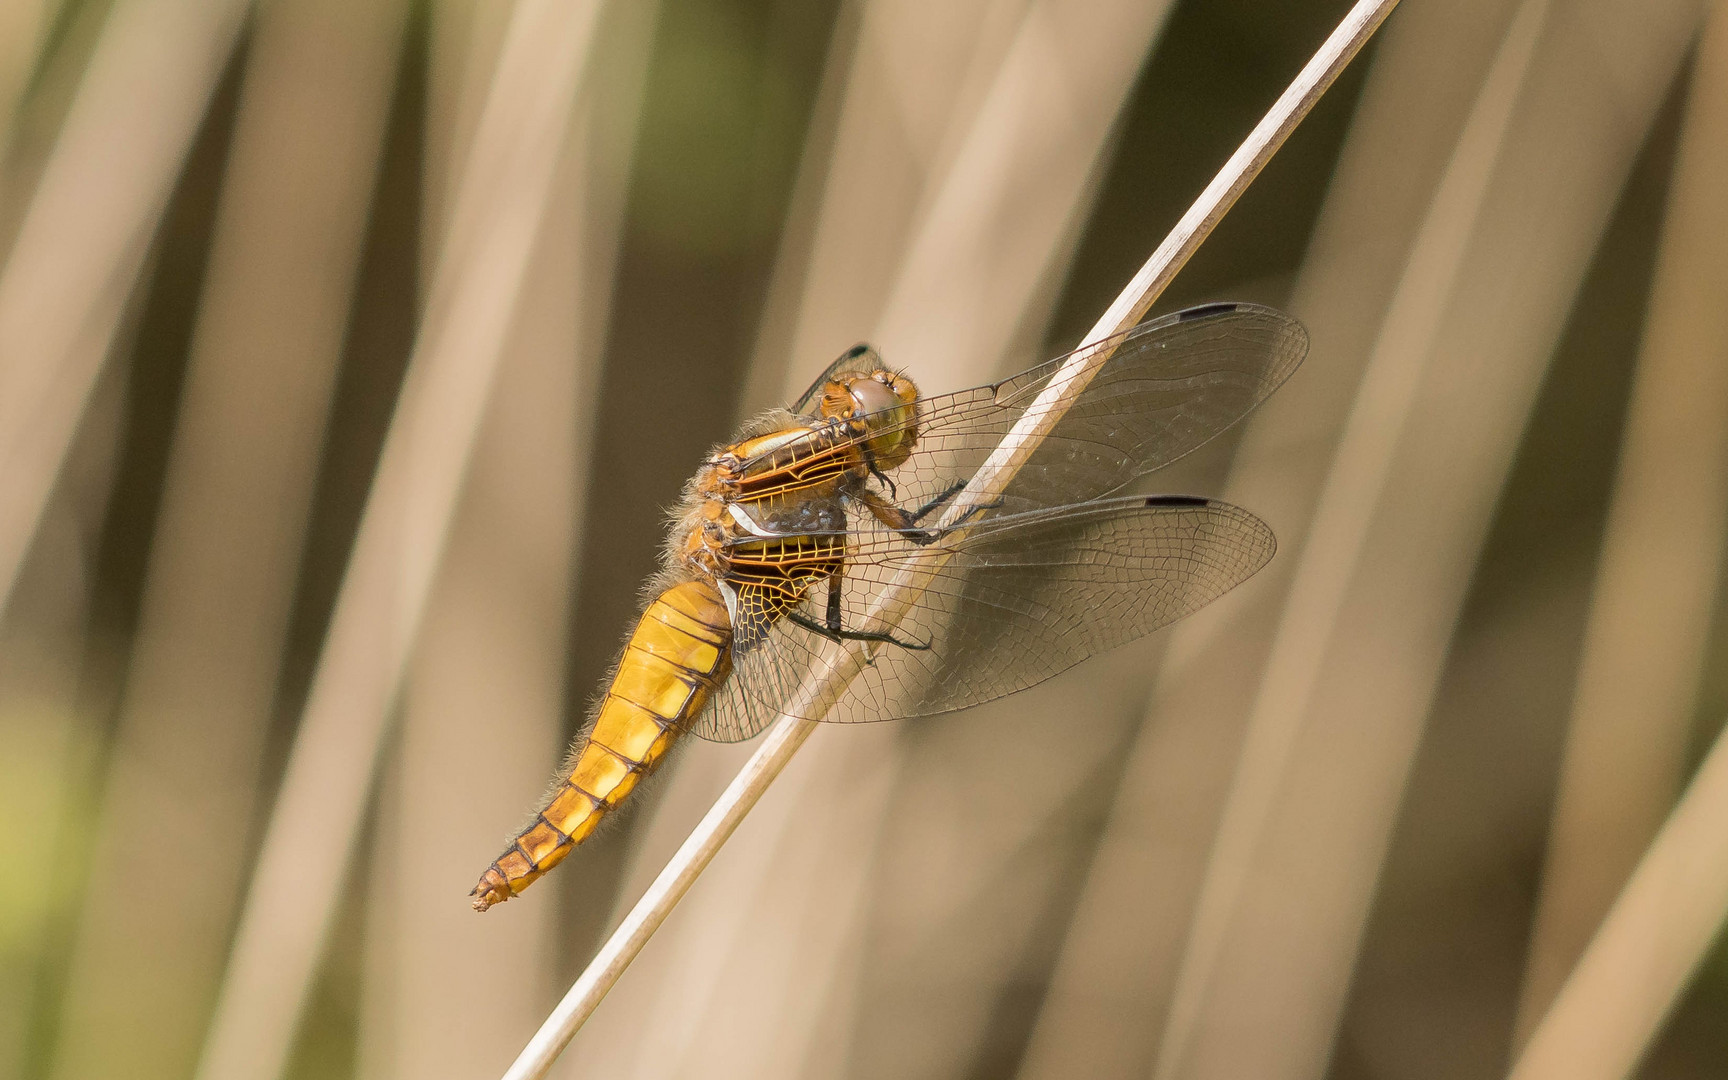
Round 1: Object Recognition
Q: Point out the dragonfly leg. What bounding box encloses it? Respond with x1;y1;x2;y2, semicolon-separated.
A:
866;459;898;499
858;481;1001;546
826;568;843;628
787;609;931;651
907;479;969;524
855;441;901;499
790;570;930;650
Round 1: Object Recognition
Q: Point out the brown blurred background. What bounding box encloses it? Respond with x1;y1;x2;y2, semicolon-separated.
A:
2;0;1727;1078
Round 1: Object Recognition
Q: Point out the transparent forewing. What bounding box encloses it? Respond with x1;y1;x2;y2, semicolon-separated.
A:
753;303;1307;517
789;342;887;415
692;495;1275;741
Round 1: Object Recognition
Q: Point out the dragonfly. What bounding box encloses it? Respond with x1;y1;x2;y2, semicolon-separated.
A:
472;301;1307;910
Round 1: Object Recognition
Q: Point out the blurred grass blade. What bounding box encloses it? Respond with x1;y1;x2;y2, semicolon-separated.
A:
1509;713;1728;1079
1514;0;1728;1045
0;1;109;268
563;1;1184;1074
193;4;606;1079
795;0;1197;1072
0;0;248;623
0;0;55;166
506;4;1396;1076
740;0;1036;416
1016;0;1531;1071
360;7;513;1072
566;2;1048;1073
422;0;509;248
1153;1;1552;1070
0;352;126;1080
357;2;657;1077
871;0;1186;381
44;3;409;1079
1148;2;1701;1078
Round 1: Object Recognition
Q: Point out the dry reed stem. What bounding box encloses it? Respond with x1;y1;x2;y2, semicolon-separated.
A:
0;0;53;164
574;4;1184;1072
800;1;1189;1069
566;6;1043;1071
367;142;580;1080
1148;1;1700;1076
356;8;517;1070
0;335;125;1080
871;0;1185;383
500;3;1398;1075
45;3;408;1078
739;0;1034;416
1514;0;1728;1043
193;5;605;1079
359;2;657;1076
1151;3;1550;1073
358;4;562;1076
0;1;107;270
1016;0;1534;1071
1509;713;1728;1079
561;6;1008;1070
0;0;248;623
423;0;511;248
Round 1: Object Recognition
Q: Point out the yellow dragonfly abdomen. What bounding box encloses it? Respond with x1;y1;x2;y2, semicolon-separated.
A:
471;580;732;910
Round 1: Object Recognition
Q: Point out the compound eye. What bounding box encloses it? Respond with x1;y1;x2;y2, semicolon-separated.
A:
847;375;898;417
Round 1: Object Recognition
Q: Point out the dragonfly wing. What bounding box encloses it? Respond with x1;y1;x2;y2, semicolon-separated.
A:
696;619;823;742
788;342;887;416
689;494;1274;739
749;303;1306;517
912;303;1305;513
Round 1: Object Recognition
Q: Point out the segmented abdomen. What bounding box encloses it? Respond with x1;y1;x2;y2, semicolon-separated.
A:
471;580;732;910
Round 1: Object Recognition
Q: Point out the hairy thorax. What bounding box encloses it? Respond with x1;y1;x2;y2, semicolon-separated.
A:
672;420;855;582
665;365;918;602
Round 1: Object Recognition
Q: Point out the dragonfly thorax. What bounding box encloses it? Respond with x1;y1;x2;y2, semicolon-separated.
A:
678;367;922;585
693;371;920;511
677;497;731;580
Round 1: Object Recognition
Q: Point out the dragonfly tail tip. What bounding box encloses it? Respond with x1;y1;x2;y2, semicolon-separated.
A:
471;872;511;912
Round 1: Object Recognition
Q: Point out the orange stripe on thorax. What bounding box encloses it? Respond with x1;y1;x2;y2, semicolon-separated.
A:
727;426;860;500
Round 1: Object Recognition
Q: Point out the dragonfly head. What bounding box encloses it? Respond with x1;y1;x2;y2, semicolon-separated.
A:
821;371;919;471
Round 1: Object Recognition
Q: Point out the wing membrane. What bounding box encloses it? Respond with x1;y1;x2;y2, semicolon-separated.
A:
693;495;1274;741
756;303;1307;517
789;342;887;415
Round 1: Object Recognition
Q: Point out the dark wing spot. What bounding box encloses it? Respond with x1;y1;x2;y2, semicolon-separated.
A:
1177;302;1239;321
1144;495;1210;507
